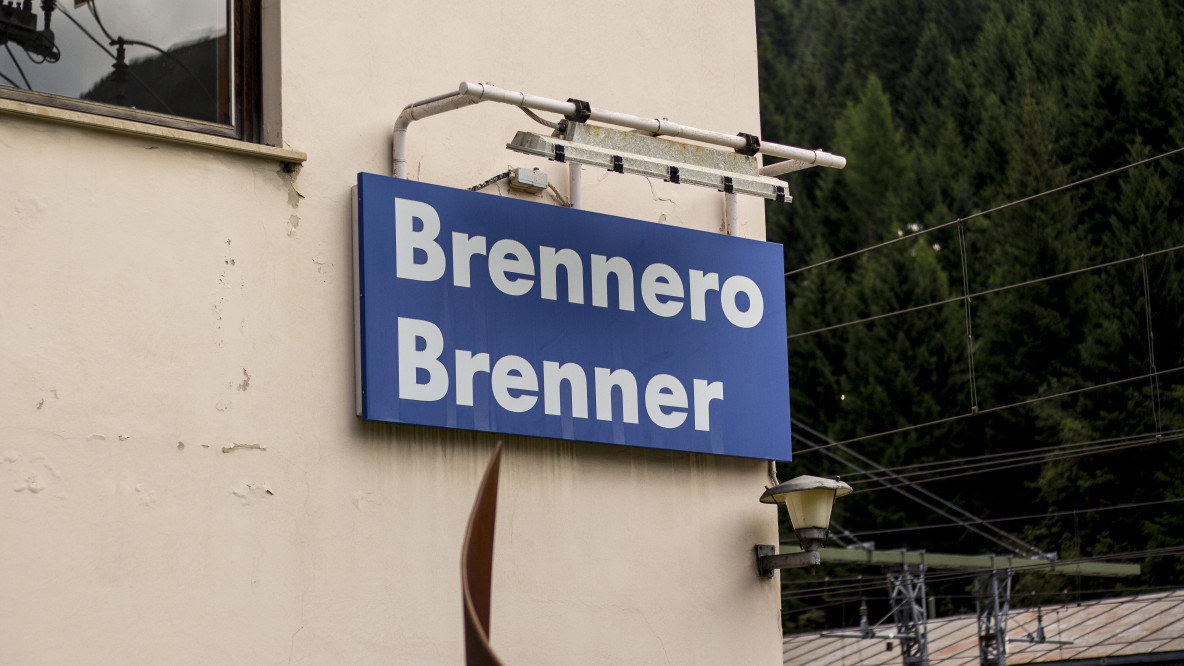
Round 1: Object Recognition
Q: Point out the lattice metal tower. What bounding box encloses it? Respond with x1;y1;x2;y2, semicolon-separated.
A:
888;564;930;666
975;569;1013;666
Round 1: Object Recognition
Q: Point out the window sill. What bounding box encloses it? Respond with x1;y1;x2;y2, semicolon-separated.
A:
0;96;306;166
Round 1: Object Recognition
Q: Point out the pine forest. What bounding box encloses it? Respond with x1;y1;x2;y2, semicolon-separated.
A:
757;0;1184;631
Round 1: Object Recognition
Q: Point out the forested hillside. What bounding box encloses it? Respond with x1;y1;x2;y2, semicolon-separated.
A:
757;0;1184;630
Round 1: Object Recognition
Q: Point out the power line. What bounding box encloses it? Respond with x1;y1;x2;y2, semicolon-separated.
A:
934;583;1184;602
0;69;23;89
794;422;1040;556
851;432;1184;494
4;42;32;89
795;419;1039;555
836;429;1183;481
850;434;1169;487
52;1;174;114
789;242;1184;339
845;497;1184;538
842;430;1182;488
791;365;1184;455
87;0;217;107
784;145;1184;277
779;594;866;609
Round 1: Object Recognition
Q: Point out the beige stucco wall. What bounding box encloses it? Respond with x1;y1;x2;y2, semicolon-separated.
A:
0;1;783;663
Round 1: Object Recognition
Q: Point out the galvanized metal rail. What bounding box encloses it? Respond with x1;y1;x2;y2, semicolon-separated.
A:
778;545;1142;577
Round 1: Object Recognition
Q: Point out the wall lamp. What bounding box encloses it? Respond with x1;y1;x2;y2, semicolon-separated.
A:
755;475;852;578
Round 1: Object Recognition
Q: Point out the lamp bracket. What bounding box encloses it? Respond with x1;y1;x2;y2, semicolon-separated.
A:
755;545;821;578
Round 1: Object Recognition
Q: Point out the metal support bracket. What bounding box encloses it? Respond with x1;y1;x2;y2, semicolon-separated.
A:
611;155;624;173
667;166;680;184
756;545;821;578
565;98;592;123
736;132;761;156
553;144;566;163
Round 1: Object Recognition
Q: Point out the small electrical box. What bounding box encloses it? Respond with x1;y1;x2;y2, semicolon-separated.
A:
508;167;549;194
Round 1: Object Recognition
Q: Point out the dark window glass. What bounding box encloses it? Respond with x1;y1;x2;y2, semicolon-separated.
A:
0;0;259;140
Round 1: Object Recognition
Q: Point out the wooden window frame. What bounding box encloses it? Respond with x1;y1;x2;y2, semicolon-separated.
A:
0;0;262;143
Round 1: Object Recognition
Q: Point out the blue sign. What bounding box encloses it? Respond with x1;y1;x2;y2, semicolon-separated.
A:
353;173;792;460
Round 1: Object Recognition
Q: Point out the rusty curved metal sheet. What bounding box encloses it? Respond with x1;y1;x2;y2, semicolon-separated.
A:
461;441;506;666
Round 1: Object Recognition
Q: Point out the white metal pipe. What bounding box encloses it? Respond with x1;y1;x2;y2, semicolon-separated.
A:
457;81;845;170
759;151;847;175
725;192;739;236
459;81;575;117
392;81;845;181
393;91;482;178
568;162;582;210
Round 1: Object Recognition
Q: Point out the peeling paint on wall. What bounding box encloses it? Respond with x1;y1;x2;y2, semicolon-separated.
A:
237;368;252;392
135;484;158;506
7;453;58;495
221;442;266;453
14;474;46;493
350;491;381;509
276;166;304;209
230;481;274;504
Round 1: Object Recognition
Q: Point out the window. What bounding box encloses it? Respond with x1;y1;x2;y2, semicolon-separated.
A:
0;0;261;142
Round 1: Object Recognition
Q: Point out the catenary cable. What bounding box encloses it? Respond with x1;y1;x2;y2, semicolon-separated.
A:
834;429;1184;481
784;145;1184;277
52;1;174;114
850;432;1184;493
791;365;1184;455
788;242;1184;339
841;430;1181;487
798;426;1039;555
1141;257;1163;436
5;43;32;89
0;69;24;89
88;0;216;107
845;496;1184;538
795;420;1045;556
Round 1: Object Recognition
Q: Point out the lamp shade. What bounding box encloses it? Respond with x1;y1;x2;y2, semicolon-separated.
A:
759;475;852;532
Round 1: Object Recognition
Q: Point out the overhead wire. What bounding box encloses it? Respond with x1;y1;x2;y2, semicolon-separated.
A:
845;496;1184;538
784;145;1184;277
791;365;1184;455
0;69;24;89
848;435;1173;489
87;0;217;107
850;431;1184;494
840;429;1184;488
5;43;32;89
1141;257;1163;436
788;242;1184;339
835;429;1184;481
795;420;1043;556
809;438;1038;555
935;582;1184;601
52;1;175;114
